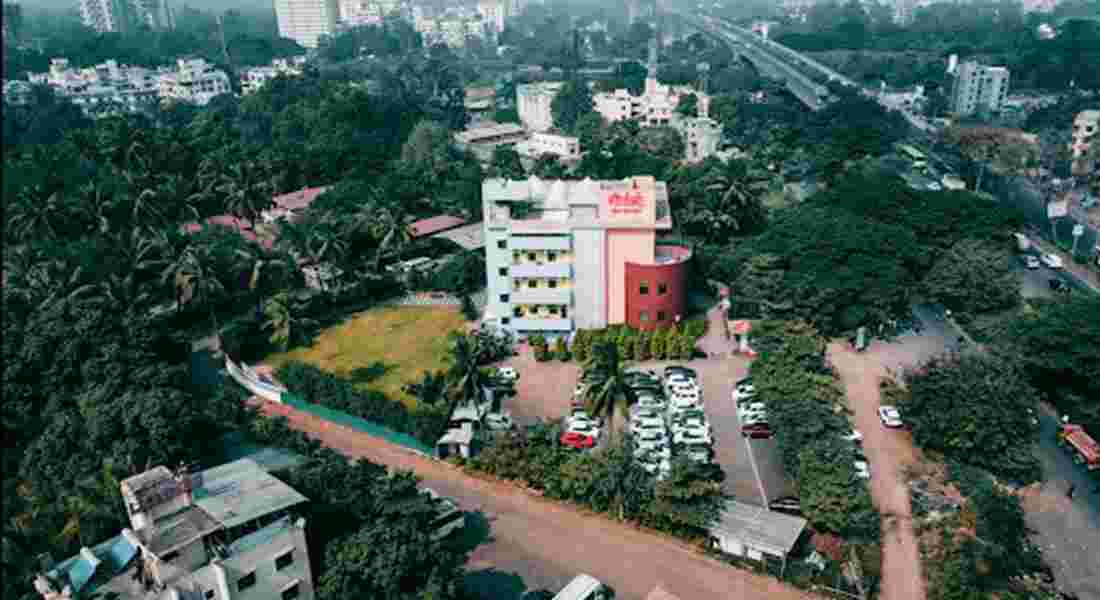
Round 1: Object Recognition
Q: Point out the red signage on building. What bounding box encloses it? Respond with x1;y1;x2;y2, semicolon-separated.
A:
606;191;645;215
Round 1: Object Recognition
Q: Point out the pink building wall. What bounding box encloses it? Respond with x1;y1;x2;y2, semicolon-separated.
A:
605;229;655;324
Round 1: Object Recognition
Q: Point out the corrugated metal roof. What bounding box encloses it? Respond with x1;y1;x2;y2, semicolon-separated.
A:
433;222;485;250
709;500;807;557
192;458;308;529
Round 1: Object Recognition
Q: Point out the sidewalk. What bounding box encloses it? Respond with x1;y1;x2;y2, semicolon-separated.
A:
1026;235;1100;293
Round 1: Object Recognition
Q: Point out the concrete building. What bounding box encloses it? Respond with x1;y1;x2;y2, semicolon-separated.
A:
34;459;314;600
673;117;721;163
476;0;509;35
454;121;528;161
129;0;173;30
516;81;564;133
3;0;24;44
1071;110;1100;175
950;61;1010;117
482;176;691;336
274;0;339;49
78;0;123;32
158;59;232;106
337;0;400;26
515;132;581;161
241;57;307;95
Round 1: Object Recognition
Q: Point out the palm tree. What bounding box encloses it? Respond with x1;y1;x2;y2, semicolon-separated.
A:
218;160;275;229
445;333;486;415
263;292;293;350
582;341;636;439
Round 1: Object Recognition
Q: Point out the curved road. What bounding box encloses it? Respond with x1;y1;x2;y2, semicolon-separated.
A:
254;399;816;600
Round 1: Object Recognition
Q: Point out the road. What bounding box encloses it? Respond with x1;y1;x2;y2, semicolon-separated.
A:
254;399;815;600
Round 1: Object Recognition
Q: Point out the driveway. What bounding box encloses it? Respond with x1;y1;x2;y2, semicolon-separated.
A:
254;399;815;600
828;343;925;600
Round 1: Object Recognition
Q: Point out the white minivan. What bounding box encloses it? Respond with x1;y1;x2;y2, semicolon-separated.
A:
553;574;611;600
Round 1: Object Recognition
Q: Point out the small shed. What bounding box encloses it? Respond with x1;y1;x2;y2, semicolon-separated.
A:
436;423;476;459
709;500;808;574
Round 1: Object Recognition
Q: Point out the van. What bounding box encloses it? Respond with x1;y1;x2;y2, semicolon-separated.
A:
553;574;611;600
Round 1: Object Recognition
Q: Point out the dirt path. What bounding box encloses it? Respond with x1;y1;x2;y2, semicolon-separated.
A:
827;343;925;600
253;399;816;600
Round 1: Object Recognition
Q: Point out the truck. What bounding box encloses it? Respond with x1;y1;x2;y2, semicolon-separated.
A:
1058;423;1100;471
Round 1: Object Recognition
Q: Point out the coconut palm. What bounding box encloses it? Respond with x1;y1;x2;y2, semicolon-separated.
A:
445;333;486;414
582;341;637;439
218;160;275;229
263;292;293;350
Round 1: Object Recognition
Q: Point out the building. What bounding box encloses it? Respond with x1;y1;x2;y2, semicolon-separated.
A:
673;117;721;163
414;7;485;48
33;459;314;600
476;0;509;35
78;0;123;32
516;81;564;133
1071;110;1100;175
482;176;691;336
708;500;808;571
453;121;528;161
76;0;172;33
241;57;307;95
3;0;24;44
274;0;339;49
950;61;1010;117
158;58;232;106
263;185;332;223
337;0;400;26
129;0;173;30
2;79;34;105
515;132;581;161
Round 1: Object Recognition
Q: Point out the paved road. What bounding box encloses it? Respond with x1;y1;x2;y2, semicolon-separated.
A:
1022;406;1100;600
254;399;815;600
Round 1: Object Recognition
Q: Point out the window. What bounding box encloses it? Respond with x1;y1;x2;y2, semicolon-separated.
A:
639;281;649;295
548;306;559;315
639;311;649;322
204;590;215;600
500;294;509;303
237;572;256;591
657;282;668;295
657;311;667;321
275;550;294;571
497;240;507;249
548;279;558;288
501;317;510;325
281;583;300;600
527;252;537;261
513;306;523;317
498;267;508;276
547;251;557;262
528;280;538;288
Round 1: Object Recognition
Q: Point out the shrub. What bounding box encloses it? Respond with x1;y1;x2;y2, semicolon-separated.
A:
460;294;478;320
554;337;571;361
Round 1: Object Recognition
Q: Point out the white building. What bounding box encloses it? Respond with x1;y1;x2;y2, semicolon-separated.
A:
78;0;121;32
517;81;564;132
337;0;400;26
516;132;581;161
129;0;173;30
27;57;215;115
673;117;721;163
1071;110;1099;175
415;10;484;48
158;58;232;106
33;459;315;600
476;0;509;35
593;40;711;128
241;57;307;95
275;0;339;49
950;61;1010;117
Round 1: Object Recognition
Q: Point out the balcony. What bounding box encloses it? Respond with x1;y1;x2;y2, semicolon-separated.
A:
509;317;573;331
510;262;572;278
510;287;572;305
509;236;572;251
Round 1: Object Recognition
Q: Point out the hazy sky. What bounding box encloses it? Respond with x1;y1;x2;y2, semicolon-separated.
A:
22;0;274;13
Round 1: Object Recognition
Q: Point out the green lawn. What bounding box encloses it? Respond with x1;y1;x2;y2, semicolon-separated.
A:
266;306;467;409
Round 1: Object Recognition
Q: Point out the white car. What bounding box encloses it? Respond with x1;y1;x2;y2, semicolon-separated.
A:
854;461;871;479
635;428;669;445
497;366;518;381
1023;255;1040;269
637;395;667;411
568;420;600;438
485;412;514;431
673;428;713;446
684;443;711;463
1041;253;1064;269
842;429;864;443
631;417;666;436
671;415;709;432
878;406;904;428
636;440;672;460
631;408;663;422
670;395;701;411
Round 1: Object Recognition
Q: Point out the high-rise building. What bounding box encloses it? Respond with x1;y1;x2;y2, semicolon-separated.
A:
76;0;172;33
78;0;123;32
275;0;339;49
516;81;565;132
128;0;173;30
482;176;691;336
1070;110;1099;175
950;61;1010;117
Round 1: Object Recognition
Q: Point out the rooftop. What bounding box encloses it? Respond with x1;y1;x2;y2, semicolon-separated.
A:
45;533;140;596
271;185;331;212
191;458;308;529
141;505;222;556
454;122;526;145
709;500;808;557
433;222;485;250
408;214;468;238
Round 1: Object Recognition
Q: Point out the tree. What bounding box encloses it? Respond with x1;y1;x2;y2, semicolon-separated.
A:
530;153;568;179
460;294;478;321
921;239;1020;315
490;146;526;179
677;93;699;118
551;79;594;134
900;353;1041;482
582;342;636;438
946;126;1040;192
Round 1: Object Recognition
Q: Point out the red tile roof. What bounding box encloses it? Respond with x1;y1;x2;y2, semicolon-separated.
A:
181;215;273;251
407;215;467;238
271;186;331;212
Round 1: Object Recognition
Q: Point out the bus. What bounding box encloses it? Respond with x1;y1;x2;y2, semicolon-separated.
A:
423;487;466;540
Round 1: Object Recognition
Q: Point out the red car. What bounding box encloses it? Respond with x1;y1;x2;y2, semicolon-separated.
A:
560;431;596;449
742;423;774;439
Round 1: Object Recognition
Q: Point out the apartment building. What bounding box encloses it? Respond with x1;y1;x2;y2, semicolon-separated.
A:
274;0;339;49
950;61;1010;117
34;459;314;600
516;132;582;161
673;117;721;163
158;58;232;106
517;81;565;133
77;0;172;32
241;57;308;95
1071;110;1099;175
477;0;509;35
78;0;123;32
483;176;691;336
337;0;400;26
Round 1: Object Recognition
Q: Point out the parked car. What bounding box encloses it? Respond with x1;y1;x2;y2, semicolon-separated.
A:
636;395;667;412
768;496;802;516
673;428;713;446
854;460;871;479
664;365;698;379
742;423;774;438
559;432;595;450
671;415;710;434
1041;253;1064;269
497;366;519;381
741;412;769;426
485;412;514;431
669;394;701;411
567;417;600;438
635;452;672;478
631;417;666;437
636;439;672;460
635;428;669;447
1023;255;1040;269
878;406;904;428
684;442;711;463
842;429;864;443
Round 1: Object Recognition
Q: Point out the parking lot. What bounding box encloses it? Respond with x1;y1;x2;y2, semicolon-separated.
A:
500;350;789;506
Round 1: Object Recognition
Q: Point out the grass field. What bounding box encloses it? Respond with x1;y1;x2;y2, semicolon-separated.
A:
266;306;467;409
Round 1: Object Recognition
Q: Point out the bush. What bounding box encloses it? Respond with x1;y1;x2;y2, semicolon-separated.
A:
554;337;571;361
460;294;478;320
529;334;551;361
275;361;446;445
